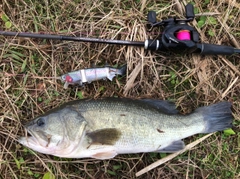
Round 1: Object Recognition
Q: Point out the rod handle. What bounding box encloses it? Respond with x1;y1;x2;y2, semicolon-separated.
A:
196;43;237;55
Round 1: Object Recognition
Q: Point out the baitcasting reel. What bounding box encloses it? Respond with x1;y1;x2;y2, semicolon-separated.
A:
144;3;240;55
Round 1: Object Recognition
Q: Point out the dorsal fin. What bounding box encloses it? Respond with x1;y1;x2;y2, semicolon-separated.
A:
141;99;178;114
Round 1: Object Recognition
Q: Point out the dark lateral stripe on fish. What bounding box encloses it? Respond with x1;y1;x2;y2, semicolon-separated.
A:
86;128;122;146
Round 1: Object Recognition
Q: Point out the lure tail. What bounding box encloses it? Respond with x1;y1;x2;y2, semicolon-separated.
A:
116;64;127;76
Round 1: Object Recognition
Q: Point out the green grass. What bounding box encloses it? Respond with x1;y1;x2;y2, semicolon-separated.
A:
0;0;240;178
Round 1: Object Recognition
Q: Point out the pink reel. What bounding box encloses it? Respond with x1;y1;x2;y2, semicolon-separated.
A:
176;30;191;40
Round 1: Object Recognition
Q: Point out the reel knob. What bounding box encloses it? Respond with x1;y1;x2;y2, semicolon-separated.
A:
146;11;157;31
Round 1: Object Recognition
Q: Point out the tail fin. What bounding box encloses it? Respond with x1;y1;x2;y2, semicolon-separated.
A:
195;102;233;133
116;64;127;75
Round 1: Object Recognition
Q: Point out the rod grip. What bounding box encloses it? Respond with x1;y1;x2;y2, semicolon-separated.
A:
197;43;235;55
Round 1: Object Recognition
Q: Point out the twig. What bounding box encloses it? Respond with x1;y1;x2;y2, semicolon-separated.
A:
195;12;221;16
221;77;239;99
124;61;142;95
221;57;240;76
136;133;213;177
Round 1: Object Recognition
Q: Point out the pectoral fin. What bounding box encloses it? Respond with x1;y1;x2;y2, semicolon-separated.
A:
157;140;185;153
86;128;122;146
92;151;118;159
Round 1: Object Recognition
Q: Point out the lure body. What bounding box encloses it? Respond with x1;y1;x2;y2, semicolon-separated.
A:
60;65;126;88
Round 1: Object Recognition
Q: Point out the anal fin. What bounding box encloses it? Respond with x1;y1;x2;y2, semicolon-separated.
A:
157;140;185;153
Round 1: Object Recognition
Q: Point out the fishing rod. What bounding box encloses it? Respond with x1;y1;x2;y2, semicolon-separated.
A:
0;31;145;47
1;3;240;55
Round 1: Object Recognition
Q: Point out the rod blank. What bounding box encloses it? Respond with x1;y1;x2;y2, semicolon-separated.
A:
0;31;145;47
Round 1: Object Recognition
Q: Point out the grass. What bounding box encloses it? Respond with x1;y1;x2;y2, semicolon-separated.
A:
0;0;239;178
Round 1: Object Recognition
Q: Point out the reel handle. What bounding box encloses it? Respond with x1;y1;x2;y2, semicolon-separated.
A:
185;3;195;20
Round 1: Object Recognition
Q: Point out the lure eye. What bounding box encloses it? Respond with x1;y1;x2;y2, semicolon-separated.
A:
36;117;45;127
61;75;66;80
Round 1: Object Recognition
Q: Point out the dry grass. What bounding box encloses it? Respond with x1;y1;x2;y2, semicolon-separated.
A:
0;0;239;178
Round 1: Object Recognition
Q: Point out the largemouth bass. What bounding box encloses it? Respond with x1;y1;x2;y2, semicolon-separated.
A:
19;98;233;159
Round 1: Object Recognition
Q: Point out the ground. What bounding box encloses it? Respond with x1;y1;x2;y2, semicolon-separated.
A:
0;0;239;178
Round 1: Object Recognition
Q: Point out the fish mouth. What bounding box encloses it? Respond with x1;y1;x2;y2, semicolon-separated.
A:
18;129;57;155
18;129;42;147
18;130;33;143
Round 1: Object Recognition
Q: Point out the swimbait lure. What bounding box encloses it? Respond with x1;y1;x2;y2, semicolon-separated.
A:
59;65;127;88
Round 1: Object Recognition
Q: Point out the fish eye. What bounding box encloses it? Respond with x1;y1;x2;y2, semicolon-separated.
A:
36;117;45;127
